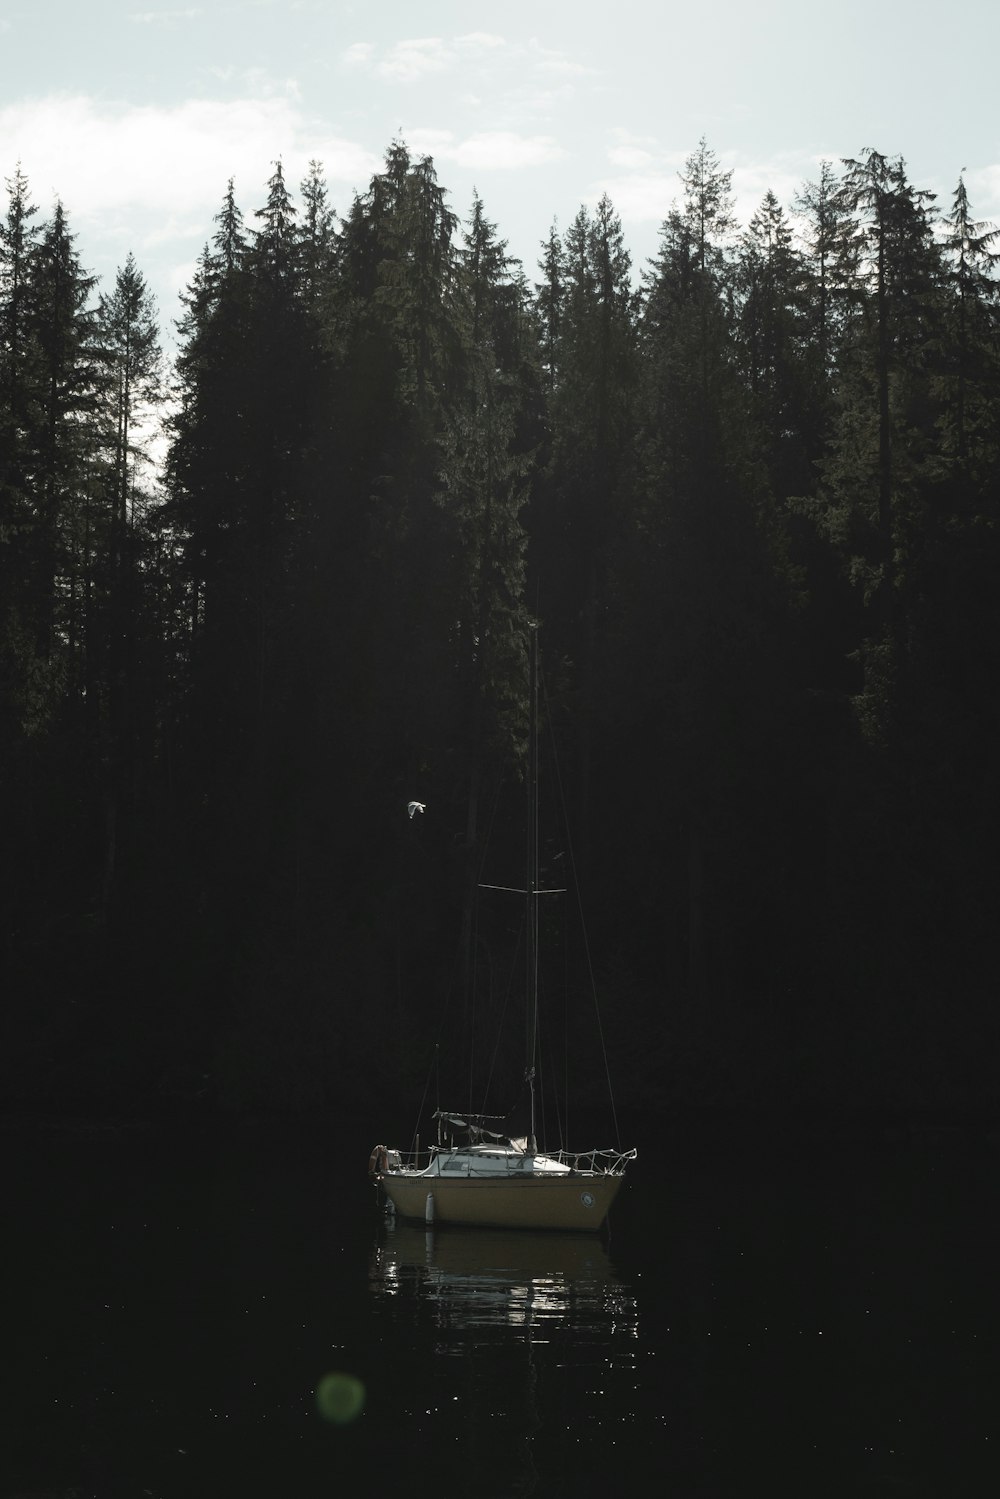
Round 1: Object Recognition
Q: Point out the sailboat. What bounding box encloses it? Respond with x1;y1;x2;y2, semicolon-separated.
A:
369;626;636;1232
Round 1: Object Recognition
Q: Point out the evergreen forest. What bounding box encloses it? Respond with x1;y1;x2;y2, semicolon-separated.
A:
2;140;999;1122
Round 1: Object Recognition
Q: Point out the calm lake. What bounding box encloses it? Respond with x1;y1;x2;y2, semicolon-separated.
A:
5;1117;997;1497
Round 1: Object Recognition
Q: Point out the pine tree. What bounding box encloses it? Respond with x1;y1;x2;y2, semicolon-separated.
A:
794;160;857;390
799;154;954;1015
446;192;533;763
0;164;39;450
627;149;801;1005
99;253;161;551
0;196;107;963
24;201;102;695
165;174;271;946
535;222;563;396
213;177;246;276
0;165;43;960
938;175;1000;477
431;194;537;1006
678;136;737;281
168;182;250;647
734;189;811;491
542;197;636;593
245;158;307;613
530;195;638;888
837;150;941;622
0;165;41;731
297;159;338;325
94;253;162;908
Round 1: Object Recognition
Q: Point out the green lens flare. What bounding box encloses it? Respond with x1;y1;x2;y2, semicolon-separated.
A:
316;1371;366;1425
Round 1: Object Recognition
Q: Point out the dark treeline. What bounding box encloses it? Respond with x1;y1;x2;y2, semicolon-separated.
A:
2;140;998;1118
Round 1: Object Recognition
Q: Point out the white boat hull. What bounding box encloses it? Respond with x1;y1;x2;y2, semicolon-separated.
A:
381;1169;624;1232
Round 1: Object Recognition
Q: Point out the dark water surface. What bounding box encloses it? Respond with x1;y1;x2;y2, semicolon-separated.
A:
5;1118;998;1497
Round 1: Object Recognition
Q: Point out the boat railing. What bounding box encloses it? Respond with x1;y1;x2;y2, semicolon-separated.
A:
389;1147;430;1172
548;1147;638;1175
385;1145;636;1175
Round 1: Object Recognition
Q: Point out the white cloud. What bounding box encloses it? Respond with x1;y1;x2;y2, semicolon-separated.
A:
588;171;678;226
0;91;383;346
456;32;506;53
308;134;381;184
0;93;378;227
607;145;656;171
450;131;565;171
341;41;373;69
609;127;656;152
344;32;592;95
504;81;582;120
525;38;597;77
407;129;566;173
201;63;302;99
731;156;811;223
376;38;455;83
135;212;212;253
128;8;201;21
404;128;456;160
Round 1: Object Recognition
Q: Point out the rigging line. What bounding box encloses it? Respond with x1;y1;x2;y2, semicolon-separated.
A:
480;883;566;894
470;770;506;1116
408;1041;436;1160
407;765;507;1139
476;771;506;888
469;884;477;1120
541;661;623;1149
480;916;523;1118
536;968;565;1152
555;900;569;1151
409;898;467;1158
536;990;547;1148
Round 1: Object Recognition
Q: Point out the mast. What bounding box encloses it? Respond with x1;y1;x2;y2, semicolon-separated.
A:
526;624;539;1155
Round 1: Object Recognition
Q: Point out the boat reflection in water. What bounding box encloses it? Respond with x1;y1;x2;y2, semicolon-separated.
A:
367;1221;639;1495
369;1220;637;1340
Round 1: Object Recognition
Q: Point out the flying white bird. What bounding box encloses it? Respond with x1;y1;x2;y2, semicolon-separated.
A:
407;801;426;819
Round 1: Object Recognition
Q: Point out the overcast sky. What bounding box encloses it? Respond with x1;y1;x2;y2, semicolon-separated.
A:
3;0;999;345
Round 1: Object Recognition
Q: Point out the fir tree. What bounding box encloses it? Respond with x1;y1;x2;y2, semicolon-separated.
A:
0;165;41;732
837;149;941;619
95;253;162;908
297;159;338;325
24;201;102;691
938;175;1000;476
532;195;638;882
735;188;809;486
99;253;161;548
534;221;563;396
629;152;797;1003
678;136;736;281
794;160;857;388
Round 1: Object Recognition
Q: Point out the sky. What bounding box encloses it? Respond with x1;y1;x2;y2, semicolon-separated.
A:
3;0;1000;350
